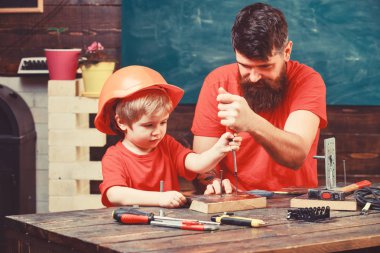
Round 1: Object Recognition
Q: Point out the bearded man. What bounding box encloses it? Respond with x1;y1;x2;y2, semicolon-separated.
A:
191;2;327;194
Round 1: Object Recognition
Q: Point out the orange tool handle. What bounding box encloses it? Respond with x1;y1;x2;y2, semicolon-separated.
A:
118;214;151;224
181;224;205;231
339;180;371;193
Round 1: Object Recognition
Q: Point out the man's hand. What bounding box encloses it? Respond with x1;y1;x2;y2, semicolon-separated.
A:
204;178;234;195
158;191;187;208
217;87;255;132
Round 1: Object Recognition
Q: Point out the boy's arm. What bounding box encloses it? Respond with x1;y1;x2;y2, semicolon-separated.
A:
106;186;187;208
185;132;241;173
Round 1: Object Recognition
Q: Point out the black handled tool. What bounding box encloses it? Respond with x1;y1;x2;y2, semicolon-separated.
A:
211;212;265;228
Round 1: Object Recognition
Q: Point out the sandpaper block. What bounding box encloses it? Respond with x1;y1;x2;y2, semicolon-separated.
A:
290;193;357;211
188;193;266;214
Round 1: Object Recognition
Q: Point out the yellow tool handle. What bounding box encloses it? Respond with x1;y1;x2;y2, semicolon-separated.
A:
214;215;265;228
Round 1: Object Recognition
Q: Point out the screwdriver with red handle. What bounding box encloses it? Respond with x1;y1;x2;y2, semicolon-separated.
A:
112;208;219;231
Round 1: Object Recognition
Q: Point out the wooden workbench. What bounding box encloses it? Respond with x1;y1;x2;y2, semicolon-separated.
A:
3;196;380;253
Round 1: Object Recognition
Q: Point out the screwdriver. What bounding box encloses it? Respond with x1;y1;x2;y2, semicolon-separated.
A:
228;134;239;195
211;212;265;228
232;149;238;195
113;208;220;231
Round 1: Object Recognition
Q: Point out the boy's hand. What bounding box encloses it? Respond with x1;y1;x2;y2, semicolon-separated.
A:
216;132;242;153
204;178;233;195
158;191;187;208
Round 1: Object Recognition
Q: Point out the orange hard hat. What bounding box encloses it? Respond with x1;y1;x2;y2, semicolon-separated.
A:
94;65;184;135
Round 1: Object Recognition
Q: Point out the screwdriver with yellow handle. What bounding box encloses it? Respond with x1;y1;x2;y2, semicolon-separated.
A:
211;212;265;228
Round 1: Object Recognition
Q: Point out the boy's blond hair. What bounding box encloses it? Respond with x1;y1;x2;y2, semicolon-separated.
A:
115;89;173;130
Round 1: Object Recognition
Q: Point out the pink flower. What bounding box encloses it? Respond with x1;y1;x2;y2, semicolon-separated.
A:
87;42;104;52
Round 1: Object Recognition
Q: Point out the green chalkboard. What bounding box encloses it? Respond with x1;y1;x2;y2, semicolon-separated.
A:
122;0;380;105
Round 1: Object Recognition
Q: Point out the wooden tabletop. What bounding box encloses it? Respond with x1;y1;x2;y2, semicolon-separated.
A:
3;195;380;253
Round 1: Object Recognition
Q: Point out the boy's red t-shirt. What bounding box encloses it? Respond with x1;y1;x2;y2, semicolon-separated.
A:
100;135;196;207
191;61;327;191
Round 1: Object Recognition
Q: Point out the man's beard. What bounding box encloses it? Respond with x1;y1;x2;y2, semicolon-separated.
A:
240;65;288;113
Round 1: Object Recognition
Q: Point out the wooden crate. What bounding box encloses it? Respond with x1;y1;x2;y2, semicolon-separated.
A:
48;80;106;212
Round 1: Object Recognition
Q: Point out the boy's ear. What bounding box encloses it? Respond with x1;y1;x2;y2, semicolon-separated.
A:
115;114;128;131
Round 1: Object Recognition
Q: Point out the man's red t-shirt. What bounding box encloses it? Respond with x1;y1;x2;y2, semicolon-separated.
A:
191;61;327;191
99;135;196;207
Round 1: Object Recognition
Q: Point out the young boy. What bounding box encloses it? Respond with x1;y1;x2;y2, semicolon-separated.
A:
94;65;241;208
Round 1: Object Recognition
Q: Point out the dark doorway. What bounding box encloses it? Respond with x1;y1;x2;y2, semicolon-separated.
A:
0;84;36;248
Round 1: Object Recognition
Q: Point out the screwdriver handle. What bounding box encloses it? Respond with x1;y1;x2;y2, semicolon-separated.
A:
112;208;154;222
115;214;152;224
211;215;265;228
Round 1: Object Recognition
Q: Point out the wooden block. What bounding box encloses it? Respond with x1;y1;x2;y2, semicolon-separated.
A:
49;129;106;146
48;96;99;113
48;80;78;97
49;195;102;212
49;161;102;180
290;194;357;211
189;194;266;214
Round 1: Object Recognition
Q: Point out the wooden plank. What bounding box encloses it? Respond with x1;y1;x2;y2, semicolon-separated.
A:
49;180;77;196
189;194;266;213
1;2;121;75
48;96;99;113
4;204;380;253
290;194;357;211
324;106;380;134
49;129;106;146
49;195;102;212
49;161;102;180
48;113;91;129
319;133;380;153
167;105;195;131
48;112;77;129
49;146;90;162
48;80;78;96
77;113;90;128
101;212;380;253
77;180;90;195
49;146;78;162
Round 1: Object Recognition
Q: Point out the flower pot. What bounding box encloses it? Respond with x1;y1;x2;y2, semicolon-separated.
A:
81;62;115;97
45;49;81;80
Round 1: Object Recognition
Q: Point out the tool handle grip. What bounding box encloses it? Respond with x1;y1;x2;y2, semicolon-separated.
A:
221;217;252;226
180;224;204;231
115;214;151;224
112;208;154;220
212;215;265;227
339;180;371;193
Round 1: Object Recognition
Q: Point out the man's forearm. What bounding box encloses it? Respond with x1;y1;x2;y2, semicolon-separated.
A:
247;114;308;169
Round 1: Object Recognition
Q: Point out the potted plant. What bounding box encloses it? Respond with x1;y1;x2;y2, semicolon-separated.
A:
79;42;116;97
45;27;81;80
